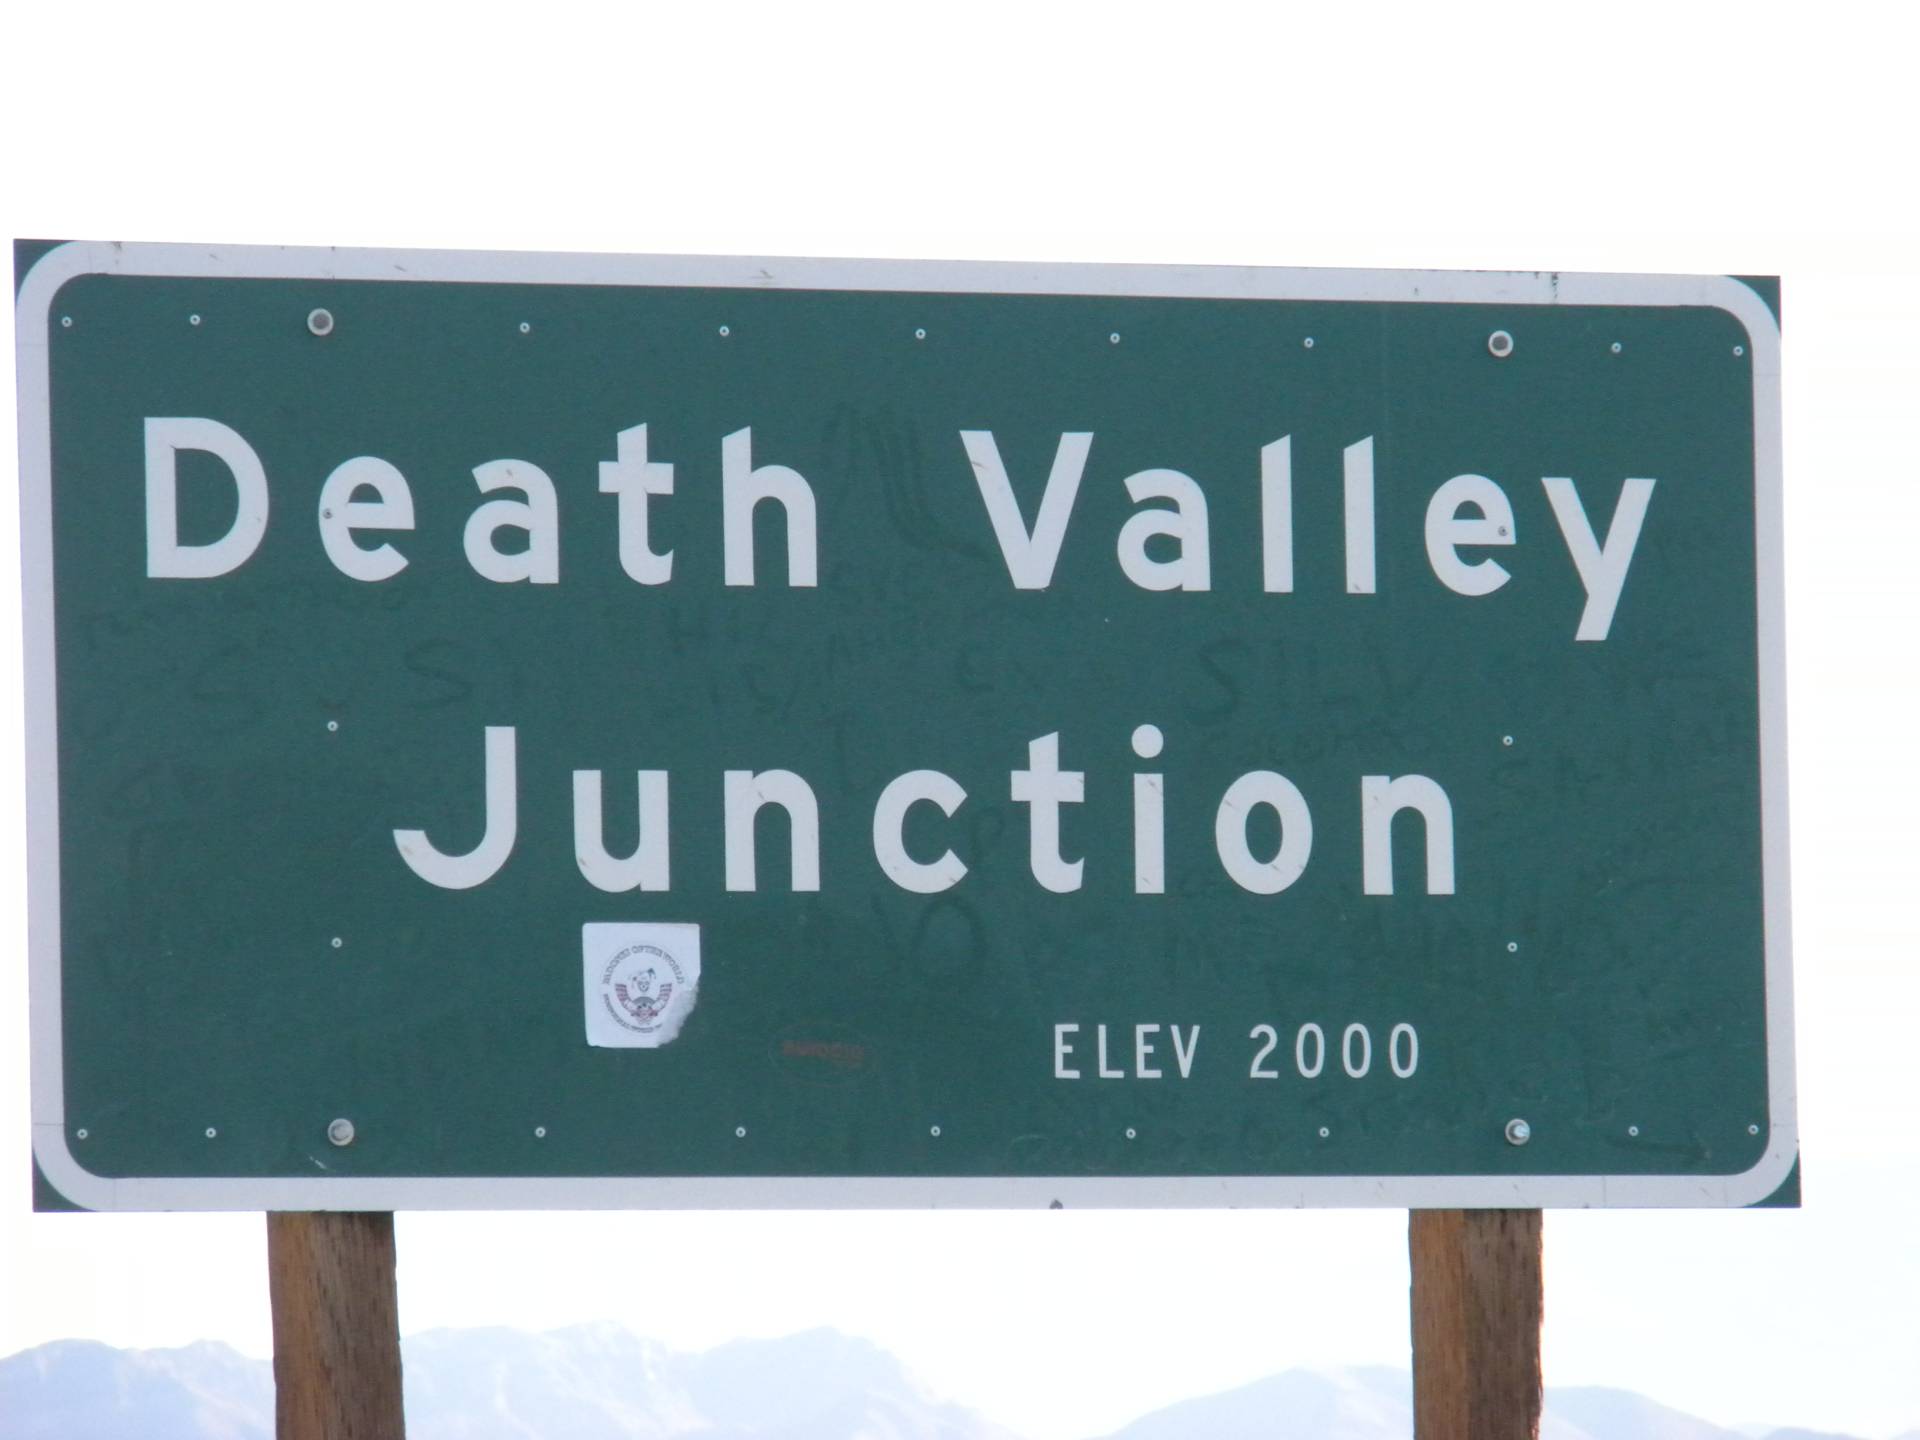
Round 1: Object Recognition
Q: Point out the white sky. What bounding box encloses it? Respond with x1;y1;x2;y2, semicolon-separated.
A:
3;5;1917;1438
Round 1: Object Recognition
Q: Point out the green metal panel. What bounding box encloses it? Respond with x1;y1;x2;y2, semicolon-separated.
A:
18;245;1792;1208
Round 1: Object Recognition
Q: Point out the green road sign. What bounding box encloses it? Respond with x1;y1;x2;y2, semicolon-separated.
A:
18;242;1793;1210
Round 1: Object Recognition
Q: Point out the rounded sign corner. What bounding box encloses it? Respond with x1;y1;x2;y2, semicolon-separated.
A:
1698;273;1782;360
1720;1125;1801;1209
14;238;113;333
31;1125;117;1212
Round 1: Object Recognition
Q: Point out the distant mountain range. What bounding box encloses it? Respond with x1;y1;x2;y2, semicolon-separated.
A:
0;1325;1909;1440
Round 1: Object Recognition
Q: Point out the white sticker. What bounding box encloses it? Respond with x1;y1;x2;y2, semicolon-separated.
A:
583;923;701;1048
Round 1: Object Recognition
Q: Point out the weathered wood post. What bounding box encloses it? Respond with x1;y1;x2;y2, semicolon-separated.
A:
1410;1208;1544;1439
267;1211;407;1440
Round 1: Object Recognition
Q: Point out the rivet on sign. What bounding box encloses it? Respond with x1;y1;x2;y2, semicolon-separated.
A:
1502;735;1514;747
1126;1127;1137;1140
1109;332;1121;345
326;720;339;733
1610;341;1623;354
327;1118;356;1147
734;1125;747;1138
75;1128;89;1139
1318;1126;1331;1139
1748;1123;1761;1135
1303;337;1315;349
1734;345;1745;357
1507;941;1519;953
1628;1125;1640;1137
1505;1117;1532;1146
930;1125;942;1137
718;325;731;337
190;314;202;327
915;328;927;340
1488;329;1515;359
205;1127;218;1139
534;1126;547;1139
330;937;343;950
307;308;335;337
518;322;531;334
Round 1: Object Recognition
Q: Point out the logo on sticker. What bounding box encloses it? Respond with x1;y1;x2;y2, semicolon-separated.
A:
601;943;689;1037
583;922;700;1049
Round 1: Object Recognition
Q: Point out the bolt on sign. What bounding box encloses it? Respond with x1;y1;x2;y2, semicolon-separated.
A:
17;241;1794;1211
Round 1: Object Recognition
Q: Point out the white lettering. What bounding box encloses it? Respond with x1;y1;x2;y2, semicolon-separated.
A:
318;456;413;582
1011;732;1085;893
1542;475;1656;640
394;726;518;889
144;417;270;579
1424;473;1515;596
961;430;1091;590
1054;1023;1080;1079
1361;774;1456;895
1344;436;1376;594
1215;771;1313;894
1117;468;1211;591
722;427;817;587
872;769;968;894
1261;436;1294;593
724;768;821;891
573;769;670;892
599;423;675;585
464;460;559;584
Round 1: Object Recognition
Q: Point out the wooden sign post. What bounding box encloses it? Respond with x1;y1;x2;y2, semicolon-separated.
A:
1410;1208;1544;1439
267;1212;407;1440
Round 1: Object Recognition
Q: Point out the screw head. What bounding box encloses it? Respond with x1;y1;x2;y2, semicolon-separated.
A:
1628;1125;1640;1137
1507;941;1519;953
330;936;343;949
1109;332;1121;345
60;315;73;328
1505;1117;1532;1146
307;308;335;337
1733;344;1745;357
1610;341;1623;354
534;1125;547;1138
1318;1125;1331;1139
1488;329;1515;358
1125;1127;1137;1140
205;1127;218;1139
1502;735;1514;747
518;321;531;334
75;1127;89;1139
718;325;731;337
734;1125;747;1138
1302;336;1315;349
190;314;202;327
914;327;926;340
930;1125;942;1137
1748;1122;1761;1136
326;1117;356;1147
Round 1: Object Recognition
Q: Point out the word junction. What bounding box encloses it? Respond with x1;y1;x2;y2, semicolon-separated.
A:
142;417;1658;898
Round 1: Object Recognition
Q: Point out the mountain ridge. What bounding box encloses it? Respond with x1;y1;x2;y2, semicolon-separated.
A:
0;1326;1902;1440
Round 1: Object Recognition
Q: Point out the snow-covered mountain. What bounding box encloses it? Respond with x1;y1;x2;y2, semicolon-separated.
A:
0;1338;273;1440
0;1326;1899;1440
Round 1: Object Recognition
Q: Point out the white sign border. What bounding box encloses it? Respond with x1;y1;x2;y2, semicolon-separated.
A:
17;240;1795;1211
